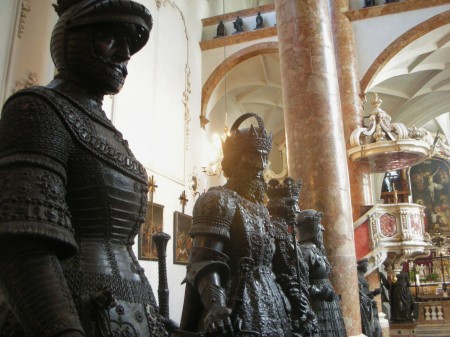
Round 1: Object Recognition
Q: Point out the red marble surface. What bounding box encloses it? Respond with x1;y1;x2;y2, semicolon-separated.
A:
380;213;397;237
355;220;372;259
330;0;373;220
274;0;361;335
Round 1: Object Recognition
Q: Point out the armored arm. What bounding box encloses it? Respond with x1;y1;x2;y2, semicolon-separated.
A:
182;190;234;335
0;93;84;337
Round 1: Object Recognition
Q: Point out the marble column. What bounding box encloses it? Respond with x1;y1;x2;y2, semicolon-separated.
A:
329;0;374;221
274;0;362;335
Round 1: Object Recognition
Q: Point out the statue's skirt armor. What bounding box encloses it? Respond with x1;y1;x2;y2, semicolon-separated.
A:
0;87;166;337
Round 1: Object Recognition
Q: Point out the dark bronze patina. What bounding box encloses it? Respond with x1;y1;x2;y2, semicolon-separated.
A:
180;113;292;336
297;210;348;337
390;271;415;322
0;1;169;336
267;177;319;336
357;258;382;337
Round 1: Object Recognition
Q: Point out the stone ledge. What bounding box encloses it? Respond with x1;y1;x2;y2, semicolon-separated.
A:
202;4;275;27
200;26;277;51
345;0;450;22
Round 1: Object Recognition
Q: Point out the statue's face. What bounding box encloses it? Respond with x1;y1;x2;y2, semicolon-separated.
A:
63;23;133;95
91;24;132;94
284;197;300;221
229;149;269;203
315;222;325;243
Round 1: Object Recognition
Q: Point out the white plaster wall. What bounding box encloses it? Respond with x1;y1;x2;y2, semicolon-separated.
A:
0;0;56;105
0;0;19;104
118;0;208;324
207;0;274;16
352;4;450;80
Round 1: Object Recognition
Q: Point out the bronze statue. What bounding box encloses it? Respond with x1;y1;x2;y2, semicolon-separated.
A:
390;271;414;322
0;1;169;336
364;0;376;7
268;178;319;336
254;12;264;30
357;259;382;337
180;113;292;336
233;16;244;34
215;20;225;38
297;210;347;337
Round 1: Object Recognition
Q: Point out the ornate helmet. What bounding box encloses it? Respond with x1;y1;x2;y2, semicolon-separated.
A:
296;209;323;242
222;113;273;158
50;0;152;72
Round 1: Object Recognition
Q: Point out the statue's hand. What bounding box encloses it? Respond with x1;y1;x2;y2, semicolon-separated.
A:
318;285;335;302
204;304;234;336
161;316;180;333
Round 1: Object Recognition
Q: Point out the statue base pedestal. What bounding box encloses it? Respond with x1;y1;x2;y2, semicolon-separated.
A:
389;321;417;337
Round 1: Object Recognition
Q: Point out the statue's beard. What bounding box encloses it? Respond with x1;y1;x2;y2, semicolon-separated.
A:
227;175;267;204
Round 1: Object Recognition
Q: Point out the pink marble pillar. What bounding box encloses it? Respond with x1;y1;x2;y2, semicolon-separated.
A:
274;0;362;335
329;0;373;221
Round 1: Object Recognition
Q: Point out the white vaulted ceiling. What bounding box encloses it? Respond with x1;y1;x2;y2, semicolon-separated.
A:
207;23;450;147
365;23;450;139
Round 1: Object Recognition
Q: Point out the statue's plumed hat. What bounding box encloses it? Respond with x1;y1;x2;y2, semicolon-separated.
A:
51;0;152;70
296;209;323;242
222;113;273;157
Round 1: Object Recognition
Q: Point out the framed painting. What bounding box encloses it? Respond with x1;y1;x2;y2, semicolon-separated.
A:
410;158;450;235
173;211;193;265
138;202;164;261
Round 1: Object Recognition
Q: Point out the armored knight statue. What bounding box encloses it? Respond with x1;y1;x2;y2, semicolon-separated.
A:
297;210;347;337
357;259;382;337
180;113;292;336
0;1;169;336
267;178;320;336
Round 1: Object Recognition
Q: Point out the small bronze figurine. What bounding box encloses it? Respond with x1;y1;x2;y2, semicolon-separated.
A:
357;259;382;337
0;1;169;336
297;210;348;337
233;16;244;34
254;12;264;30
215;20;225;38
268;178;320;336
180;113;292;336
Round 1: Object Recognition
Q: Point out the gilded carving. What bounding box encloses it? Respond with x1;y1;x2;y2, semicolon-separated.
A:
12;72;38;93
18;0;31;38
